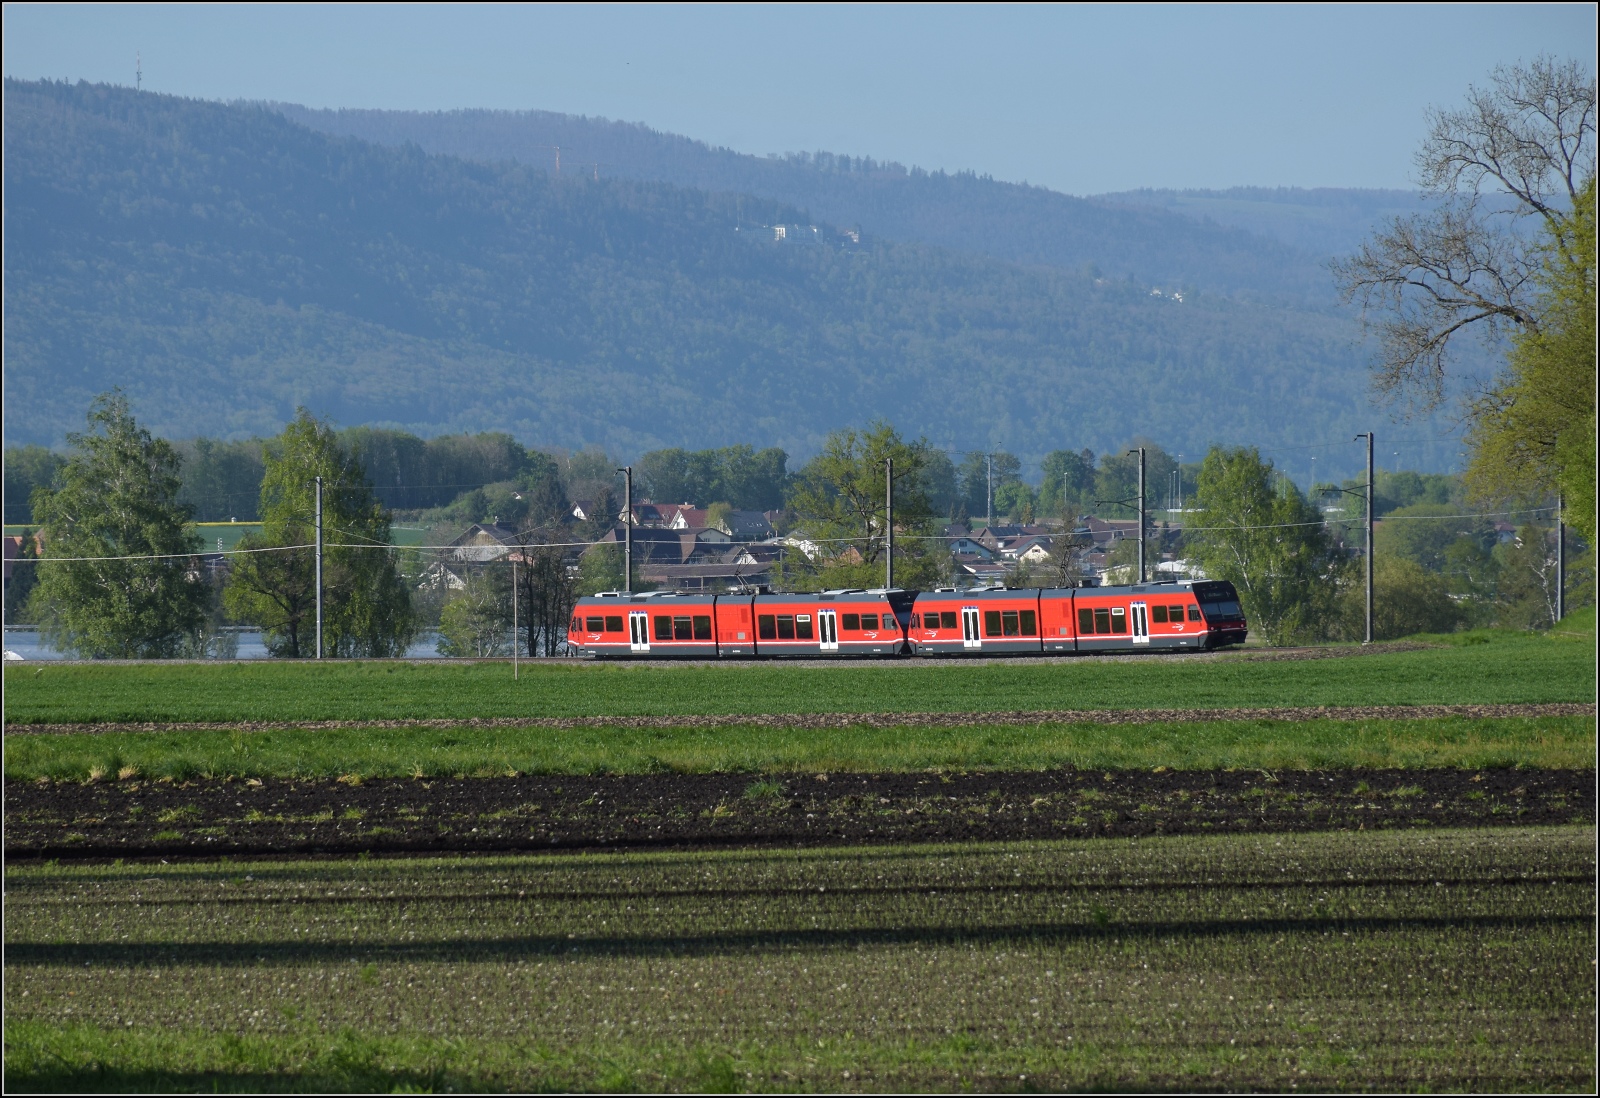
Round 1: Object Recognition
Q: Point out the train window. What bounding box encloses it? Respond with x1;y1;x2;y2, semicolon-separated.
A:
1079;608;1095;633
1020;610;1037;635
861;613;879;630
940;611;958;629
984;610;1002;637
1187;605;1202;622
586;616;604;632
796;614;814;640
1111;606;1127;633
654;615;672;640
693;615;712;640
842;613;860;630
673;616;694;640
1152;605;1168;624
1167;605;1183;621
777;615;795;640
909;614;920;629
758;614;776;639
605;616;623;632
569;618;579;633
1093;608;1110;633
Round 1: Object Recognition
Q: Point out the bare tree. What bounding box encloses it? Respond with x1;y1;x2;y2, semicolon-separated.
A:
1334;57;1594;410
1041;509;1090;588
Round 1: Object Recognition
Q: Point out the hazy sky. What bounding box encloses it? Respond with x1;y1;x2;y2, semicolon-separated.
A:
4;4;1594;194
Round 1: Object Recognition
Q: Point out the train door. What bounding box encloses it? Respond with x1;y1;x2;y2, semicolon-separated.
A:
628;611;650;653
818;609;839;651
962;606;982;649
1131;601;1150;645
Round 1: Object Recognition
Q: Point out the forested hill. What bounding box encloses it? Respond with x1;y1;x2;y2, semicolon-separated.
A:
6;79;1437;465
270;102;1330;304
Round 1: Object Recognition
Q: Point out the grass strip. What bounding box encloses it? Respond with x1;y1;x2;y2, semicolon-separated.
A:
4;626;1593;726
7;828;1593;1093
6;715;1593;781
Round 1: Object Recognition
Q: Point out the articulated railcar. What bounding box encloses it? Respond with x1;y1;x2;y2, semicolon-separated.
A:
566;580;1246;659
566;588;916;658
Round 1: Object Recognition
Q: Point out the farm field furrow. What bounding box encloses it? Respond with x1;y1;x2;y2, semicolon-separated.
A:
4;766;1591;860
4;630;1593;726
5;827;1593;1093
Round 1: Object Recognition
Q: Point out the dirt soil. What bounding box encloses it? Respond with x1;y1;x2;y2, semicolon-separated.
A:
6;767;1591;861
11;702;1591;736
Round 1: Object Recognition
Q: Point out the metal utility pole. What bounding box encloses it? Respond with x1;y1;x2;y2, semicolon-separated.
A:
1356;433;1374;644
618;466;633;595
885;457;894;589
1128;447;1146;584
512;555;519;679
1557;493;1566;622
314;475;324;660
986;453;993;529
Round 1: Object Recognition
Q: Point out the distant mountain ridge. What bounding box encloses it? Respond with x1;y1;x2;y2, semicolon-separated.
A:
5;80;1462;470
270;103;1345;305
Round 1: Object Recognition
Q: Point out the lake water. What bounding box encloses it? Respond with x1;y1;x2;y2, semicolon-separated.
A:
3;628;447;660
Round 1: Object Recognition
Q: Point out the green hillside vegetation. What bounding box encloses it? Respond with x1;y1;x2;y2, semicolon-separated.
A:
5;79;1443;465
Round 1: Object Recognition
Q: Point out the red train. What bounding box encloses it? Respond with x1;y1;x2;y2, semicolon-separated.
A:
566;580;1247;657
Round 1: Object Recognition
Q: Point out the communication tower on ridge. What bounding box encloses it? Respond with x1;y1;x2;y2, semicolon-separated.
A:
136;52;142;91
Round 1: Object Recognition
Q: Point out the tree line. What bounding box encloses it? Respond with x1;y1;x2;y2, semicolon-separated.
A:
7;387;1585;657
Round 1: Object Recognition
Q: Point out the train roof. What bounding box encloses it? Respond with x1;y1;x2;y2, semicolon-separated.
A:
577;580;1231;605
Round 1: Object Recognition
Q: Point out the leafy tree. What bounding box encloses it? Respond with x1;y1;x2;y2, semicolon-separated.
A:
224;410;415;657
1038;448;1095;516
1101;537;1142;586
1374;503;1494;573
994;481;1037;523
1467;178;1596;542
1187;446;1345;645
28;393;210;657
1492;523;1563;628
562;448;622;511
1334;556;1465;640
705;501;735;534
577;543;625;595
172;437;267;521
4;529;40;624
636;446;789;510
3;445;64;524
437;576;510;657
788;422;943;590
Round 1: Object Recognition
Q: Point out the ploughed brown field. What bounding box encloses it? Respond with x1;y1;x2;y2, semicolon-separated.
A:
8;766;1591;861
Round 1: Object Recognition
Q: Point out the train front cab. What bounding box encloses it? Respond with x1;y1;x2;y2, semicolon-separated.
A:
910;587;1044;655
750;589;912;657
1191;580;1248;648
568;591;720;658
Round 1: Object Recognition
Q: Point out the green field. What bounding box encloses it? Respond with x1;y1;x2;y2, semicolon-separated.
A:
5;627;1593;727
6;827;1591;1092
6;716;1593;782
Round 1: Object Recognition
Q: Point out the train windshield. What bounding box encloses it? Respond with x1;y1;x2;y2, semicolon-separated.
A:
1193;582;1243;620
